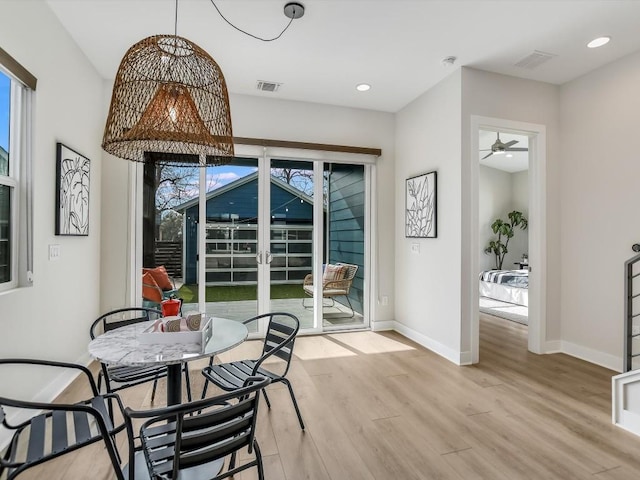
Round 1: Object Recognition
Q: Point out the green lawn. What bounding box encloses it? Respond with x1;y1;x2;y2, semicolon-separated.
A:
177;283;305;303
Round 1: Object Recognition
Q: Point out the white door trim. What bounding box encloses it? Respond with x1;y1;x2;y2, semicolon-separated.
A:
469;116;547;362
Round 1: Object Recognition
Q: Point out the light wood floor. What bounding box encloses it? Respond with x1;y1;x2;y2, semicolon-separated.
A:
11;313;640;479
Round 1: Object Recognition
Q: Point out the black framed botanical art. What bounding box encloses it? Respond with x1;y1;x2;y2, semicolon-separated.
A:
405;170;437;238
55;143;90;236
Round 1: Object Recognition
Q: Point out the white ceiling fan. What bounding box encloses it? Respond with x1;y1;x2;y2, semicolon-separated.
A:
481;132;528;160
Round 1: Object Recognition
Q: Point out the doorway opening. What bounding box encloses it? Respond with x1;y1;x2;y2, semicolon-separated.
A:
469;116;547;363
478;130;530;332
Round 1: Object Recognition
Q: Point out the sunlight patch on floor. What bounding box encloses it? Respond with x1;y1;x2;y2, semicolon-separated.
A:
328;331;416;355
294;335;358;360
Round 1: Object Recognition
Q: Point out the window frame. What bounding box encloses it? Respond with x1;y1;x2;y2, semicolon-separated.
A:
0;65;33;293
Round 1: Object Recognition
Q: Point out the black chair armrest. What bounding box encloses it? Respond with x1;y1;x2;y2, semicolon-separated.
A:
0;358;99;397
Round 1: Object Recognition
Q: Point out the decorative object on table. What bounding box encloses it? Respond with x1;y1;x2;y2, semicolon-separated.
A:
201;312;305;430
102;0;234;166
0;358;126;480
140;315;212;347
405;170;437;238
484;210;528;270
90;307;192;404
123;376;271;480
55;143;90;236
160;297;182;317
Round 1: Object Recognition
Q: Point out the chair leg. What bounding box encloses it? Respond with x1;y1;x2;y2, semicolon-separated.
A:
184;364;192;402
302;296;312;309
201;377;210;399
261;389;271;409
254;440;265;480
344;295;355;318
229;451;237;470
97;371;103;393
151;376;159;403
281;379;305;430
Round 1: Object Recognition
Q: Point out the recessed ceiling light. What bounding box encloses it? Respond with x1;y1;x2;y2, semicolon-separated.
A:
587;36;610;48
356;83;371;92
506;154;513;158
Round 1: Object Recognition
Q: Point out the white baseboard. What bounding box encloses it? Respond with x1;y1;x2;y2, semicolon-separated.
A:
0;352;94;451
371;320;395;331
544;340;562;353
560;341;622;373
392;321;464;365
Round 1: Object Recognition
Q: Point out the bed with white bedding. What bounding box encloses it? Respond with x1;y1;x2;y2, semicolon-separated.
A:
479;269;529;306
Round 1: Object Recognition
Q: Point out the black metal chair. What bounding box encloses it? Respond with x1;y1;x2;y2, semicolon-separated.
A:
201;312;305;430
0;358;126;480
123;376;270;480
90;307;192;404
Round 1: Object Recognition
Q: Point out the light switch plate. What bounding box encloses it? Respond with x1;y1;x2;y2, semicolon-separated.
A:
49;244;61;260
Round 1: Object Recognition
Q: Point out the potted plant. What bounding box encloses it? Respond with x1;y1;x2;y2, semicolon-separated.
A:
484;210;528;270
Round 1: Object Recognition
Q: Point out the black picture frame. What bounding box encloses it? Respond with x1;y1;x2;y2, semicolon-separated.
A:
55;143;90;236
405;170;437;238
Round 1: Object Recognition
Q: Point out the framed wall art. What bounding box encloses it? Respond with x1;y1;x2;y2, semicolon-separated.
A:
405;170;437;238
55;143;90;236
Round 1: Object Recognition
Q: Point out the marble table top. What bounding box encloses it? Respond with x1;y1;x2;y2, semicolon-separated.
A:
88;317;248;367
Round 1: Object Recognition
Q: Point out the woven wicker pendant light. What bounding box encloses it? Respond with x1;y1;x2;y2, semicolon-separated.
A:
102;34;234;165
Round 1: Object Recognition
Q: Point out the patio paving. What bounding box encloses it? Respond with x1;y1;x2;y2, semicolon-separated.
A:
182;298;364;330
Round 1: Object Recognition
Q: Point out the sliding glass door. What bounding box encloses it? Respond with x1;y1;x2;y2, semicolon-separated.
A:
141;153;370;334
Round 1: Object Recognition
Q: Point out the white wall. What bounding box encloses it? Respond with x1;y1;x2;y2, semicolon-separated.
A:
394;70;463;363
0;2;104;401
559;50;640;371
100;93;397;325
479;165;512;271
461;68;561;356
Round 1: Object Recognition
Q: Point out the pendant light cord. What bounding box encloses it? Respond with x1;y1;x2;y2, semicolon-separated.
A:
209;0;295;42
174;0;179;36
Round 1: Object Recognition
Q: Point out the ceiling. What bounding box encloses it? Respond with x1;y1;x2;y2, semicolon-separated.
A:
479;131;528;174
45;0;640;113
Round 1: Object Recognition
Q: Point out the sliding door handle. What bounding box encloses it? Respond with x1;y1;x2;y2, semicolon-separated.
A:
256;252;263;264
265;251;272;264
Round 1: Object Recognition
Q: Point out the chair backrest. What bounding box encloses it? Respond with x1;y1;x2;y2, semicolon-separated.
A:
337;262;358;282
255;312;300;378
126;376;270;479
90;307;162;339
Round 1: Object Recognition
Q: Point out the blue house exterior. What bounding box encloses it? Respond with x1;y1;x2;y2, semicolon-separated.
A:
175;172;315;284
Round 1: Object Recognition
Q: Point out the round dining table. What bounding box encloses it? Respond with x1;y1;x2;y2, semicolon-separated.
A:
88;316;248;405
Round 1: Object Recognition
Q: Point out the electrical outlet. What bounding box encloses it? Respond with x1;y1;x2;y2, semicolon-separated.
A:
411;243;420;254
381;295;389;306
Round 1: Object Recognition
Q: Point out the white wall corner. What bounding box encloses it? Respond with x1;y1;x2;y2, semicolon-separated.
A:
459;350;473;365
393;322;463;365
561;341;622;373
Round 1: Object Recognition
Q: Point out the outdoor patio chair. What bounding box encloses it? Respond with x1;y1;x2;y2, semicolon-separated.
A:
0;358;126;480
123;376;270;480
90;307;192;405
302;262;359;318
201;312;305;430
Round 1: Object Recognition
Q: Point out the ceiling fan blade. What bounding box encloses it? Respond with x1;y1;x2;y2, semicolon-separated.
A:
504;140;518;148
481;152;494;160
505;147;528;152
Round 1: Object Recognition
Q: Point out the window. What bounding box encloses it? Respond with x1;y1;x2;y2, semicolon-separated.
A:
0;63;33;292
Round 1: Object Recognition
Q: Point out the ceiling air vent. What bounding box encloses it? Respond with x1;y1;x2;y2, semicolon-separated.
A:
256;80;282;92
514;50;557;70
